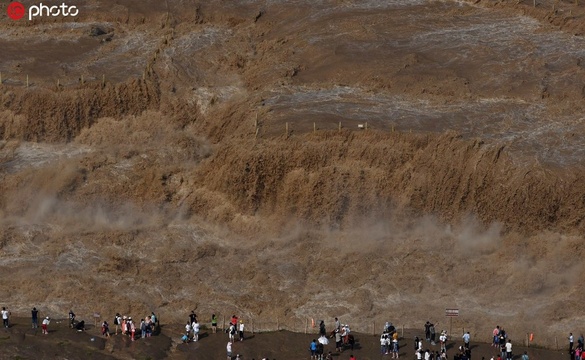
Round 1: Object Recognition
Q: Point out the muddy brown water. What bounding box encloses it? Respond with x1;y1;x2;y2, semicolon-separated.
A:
2;0;585;357
2;0;585;164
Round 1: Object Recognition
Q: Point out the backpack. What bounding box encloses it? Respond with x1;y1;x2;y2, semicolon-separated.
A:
114;316;119;325
230;325;236;335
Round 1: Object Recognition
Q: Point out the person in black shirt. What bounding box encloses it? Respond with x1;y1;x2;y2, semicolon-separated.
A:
31;307;39;329
425;321;431;341
69;310;76;328
319;320;326;336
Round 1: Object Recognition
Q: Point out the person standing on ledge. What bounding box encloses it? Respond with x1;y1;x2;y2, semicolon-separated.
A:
430;323;436;345
102;320;110;338
41;316;50;334
211;313;218;333
185;321;192;341
228;322;236;343
569;332;575;353
463;331;471;350
192;320;200;342
492;326;500;348
114;313;122;335
226;341;232;360
1;307;10;328
425;321;431;341
238;320;244;341
150;312;158;334
68;310;75;328
31;307;39;329
505;339;513;360
319;320;326;337
439;331;447;354
335;330;342;353
310;339;318;359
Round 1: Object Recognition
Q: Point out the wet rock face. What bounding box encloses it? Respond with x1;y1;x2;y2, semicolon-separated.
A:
89;26;107;37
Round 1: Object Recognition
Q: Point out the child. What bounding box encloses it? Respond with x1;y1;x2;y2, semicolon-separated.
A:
41;316;50;334
102;321;110;337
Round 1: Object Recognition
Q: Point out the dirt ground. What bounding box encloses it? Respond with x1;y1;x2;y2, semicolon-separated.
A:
0;317;572;360
3;0;585;357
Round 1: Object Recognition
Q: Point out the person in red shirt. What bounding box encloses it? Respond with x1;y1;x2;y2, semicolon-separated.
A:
349;355;356;360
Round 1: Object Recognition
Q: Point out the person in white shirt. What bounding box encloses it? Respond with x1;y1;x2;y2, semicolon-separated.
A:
114;313;122;335
238;321;245;341
341;325;348;344
380;334;388;355
462;331;470;349
335;331;342;352
415;349;423;360
226;341;232;360
424;349;431;360
192;320;200;341
505;339;513;360
185;321;191;339
1;307;9;328
439;331;447;353
228;323;236;343
42;316;50;334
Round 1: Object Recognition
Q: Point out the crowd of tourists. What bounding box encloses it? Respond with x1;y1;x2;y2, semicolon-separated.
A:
109;311;158;340
3;306;160;341
567;332;585;360
0;306;566;359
